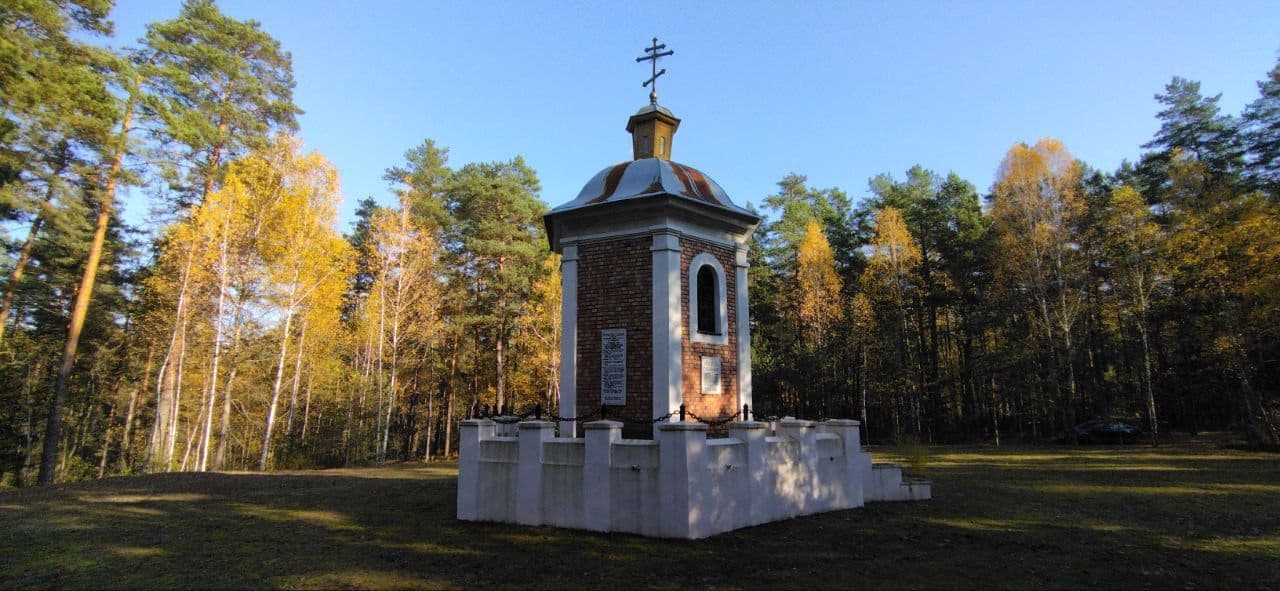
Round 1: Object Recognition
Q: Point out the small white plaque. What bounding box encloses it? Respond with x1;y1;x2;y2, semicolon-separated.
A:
600;329;627;405
701;356;722;395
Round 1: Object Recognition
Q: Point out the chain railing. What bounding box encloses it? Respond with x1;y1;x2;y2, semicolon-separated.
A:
470;403;859;428
468;401;860;429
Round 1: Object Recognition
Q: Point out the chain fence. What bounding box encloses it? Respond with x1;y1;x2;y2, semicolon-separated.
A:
470;403;854;428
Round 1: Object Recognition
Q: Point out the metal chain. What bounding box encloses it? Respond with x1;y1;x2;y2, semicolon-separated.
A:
686;409;741;426
479;405;848;427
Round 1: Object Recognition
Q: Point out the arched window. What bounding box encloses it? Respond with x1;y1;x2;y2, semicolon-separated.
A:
658;136;666;156
689;252;728;345
697;265;717;334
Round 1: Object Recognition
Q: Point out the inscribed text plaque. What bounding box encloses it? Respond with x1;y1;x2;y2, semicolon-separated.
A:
701;356;722;395
601;329;627;405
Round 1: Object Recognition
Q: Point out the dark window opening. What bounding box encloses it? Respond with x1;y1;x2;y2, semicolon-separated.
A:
697;265;718;334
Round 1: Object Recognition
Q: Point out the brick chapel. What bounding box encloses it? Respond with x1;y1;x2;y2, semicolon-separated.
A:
544;89;762;438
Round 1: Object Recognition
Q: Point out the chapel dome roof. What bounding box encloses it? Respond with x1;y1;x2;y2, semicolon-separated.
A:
633;103;676;118
549;157;754;218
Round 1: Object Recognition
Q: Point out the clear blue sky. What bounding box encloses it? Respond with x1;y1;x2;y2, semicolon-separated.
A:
108;0;1280;233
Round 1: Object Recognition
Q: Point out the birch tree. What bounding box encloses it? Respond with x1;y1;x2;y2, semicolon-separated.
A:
256;136;351;470
365;206;437;461
991;138;1087;432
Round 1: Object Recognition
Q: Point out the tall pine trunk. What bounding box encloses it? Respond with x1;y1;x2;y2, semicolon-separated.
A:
36;92;135;486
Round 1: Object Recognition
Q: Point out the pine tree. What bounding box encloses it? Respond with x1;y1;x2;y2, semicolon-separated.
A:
37;57;141;485
1242;57;1280;196
0;0;118;346
1141;77;1243;189
140;0;300;208
445;157;545;411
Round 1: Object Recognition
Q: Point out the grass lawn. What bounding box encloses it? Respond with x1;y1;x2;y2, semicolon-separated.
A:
1;435;1277;589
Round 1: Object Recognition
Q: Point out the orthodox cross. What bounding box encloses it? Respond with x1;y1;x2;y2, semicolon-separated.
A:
636;37;674;105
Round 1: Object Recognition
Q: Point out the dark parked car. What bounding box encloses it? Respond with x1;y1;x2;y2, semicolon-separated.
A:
1056;420;1141;444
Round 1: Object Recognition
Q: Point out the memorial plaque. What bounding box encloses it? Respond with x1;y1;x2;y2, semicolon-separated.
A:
600;329;627;405
701;356;722;395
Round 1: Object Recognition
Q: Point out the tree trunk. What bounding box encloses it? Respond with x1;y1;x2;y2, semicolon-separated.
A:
424;392;434;462
213;366;237;470
258;304;295;471
285;319;308;442
118;347;151;473
444;332;459;457
36;96;135;486
990;373;1001;447
97;400;118;478
179;390;207;471
212;299;247;471
1136;312;1158;447
495;330;507;412
381;301;398;462
375;277;386;460
301;373;313;444
166;301;190;469
199;207;233;472
18;360;44;486
860;346;869;442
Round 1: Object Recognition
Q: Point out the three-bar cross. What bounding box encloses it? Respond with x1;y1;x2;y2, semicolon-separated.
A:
635;37;674;105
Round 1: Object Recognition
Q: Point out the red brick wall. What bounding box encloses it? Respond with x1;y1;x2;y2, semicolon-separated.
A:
575;237;653;436
680;237;739;431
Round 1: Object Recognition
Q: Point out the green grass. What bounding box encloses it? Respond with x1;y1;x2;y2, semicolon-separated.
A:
2;434;1277;589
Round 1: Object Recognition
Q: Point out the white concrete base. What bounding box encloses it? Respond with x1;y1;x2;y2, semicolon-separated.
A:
456;417;931;539
866;462;933;502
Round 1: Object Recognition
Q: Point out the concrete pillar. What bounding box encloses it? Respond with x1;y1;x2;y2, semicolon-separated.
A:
559;244;578;436
583;420;622;532
516;420;556;525
734;245;752;411
728;420;768;526
651;232;683;438
457;418;495;520
777;418;818;514
819;419;865;509
658;421;708;539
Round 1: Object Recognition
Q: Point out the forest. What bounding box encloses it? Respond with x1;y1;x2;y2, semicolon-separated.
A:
3;0;1279;486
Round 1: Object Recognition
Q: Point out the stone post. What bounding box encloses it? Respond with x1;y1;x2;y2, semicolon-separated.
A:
658;421;709;539
516;420;556;525
457;418;495;520
728;420;768;527
651;232;683;438
819;419;865;509
776;418;818;515
734;245;752;411
583;420;622;532
559;244;578;436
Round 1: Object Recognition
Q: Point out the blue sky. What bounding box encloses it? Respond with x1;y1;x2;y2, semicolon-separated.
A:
108;0;1280;233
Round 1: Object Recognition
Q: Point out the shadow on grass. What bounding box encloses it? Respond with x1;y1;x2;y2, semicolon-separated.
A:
1;438;1277;589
